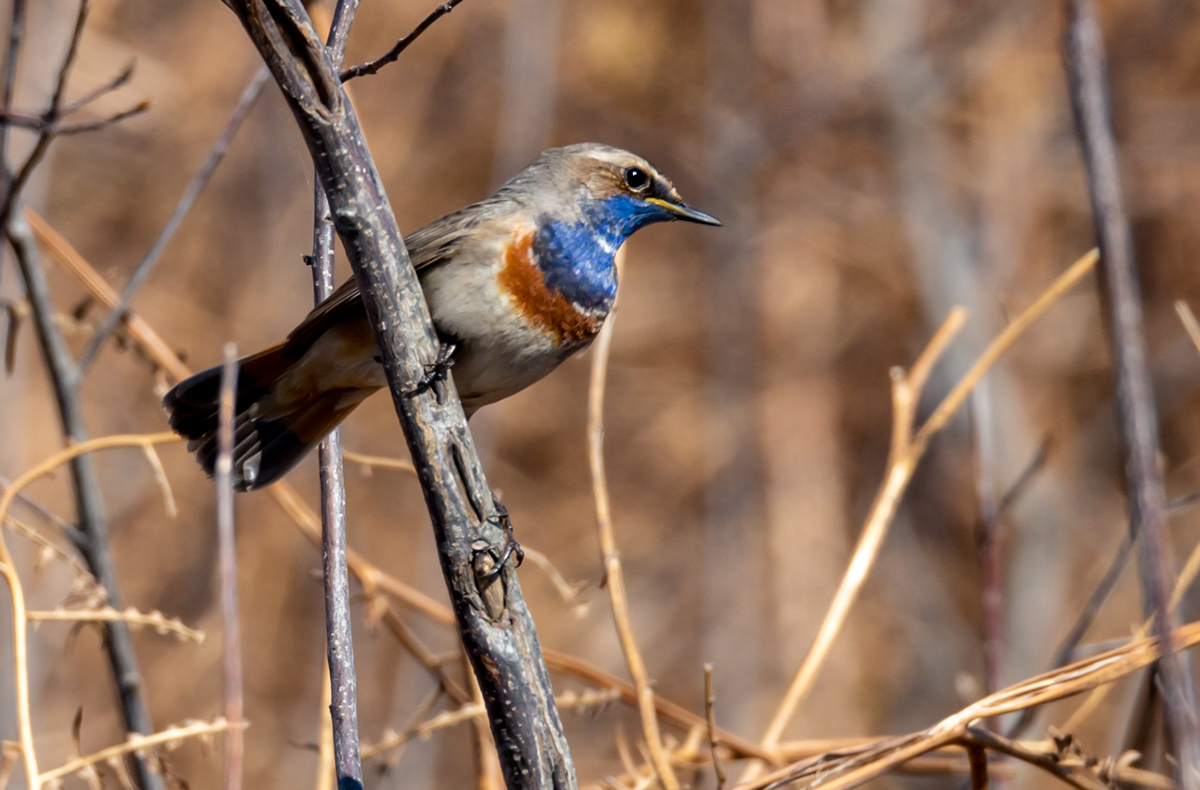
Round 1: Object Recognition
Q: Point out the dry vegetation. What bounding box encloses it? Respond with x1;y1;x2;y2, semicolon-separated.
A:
5;1;1200;789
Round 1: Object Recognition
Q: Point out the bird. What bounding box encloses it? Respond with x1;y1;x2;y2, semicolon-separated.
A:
163;143;720;491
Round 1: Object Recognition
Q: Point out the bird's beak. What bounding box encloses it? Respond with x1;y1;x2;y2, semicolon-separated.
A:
646;197;722;226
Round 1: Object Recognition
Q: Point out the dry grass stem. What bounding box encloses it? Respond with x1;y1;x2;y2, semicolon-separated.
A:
316;657;334;790
521;546;589;617
340;450;417;476
748;249;1099;777
1175;301;1200;358
37;718;239;787
588;247;679;790
541;650;774;762
4;515;95;586
704;664;726;790
741;619;1200;790
27;606;203;642
140;445;177;517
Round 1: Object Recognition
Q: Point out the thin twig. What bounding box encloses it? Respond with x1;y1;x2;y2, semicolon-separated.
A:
311;3;363;784
77;66;269;374
1006;529;1133;738
339;0;465;82
704;665;725;790
60;59;135;114
217;344;243;790
1064;1;1200;781
588;256;677;790
973;386;1003;704
966;744;988;790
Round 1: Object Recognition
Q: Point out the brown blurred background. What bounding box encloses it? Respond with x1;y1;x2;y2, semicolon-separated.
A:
5;0;1200;788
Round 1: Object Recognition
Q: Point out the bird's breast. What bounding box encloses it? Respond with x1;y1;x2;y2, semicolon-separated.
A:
495;228;607;346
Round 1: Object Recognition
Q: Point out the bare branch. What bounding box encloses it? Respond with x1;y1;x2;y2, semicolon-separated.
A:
78;67;269;374
339;0;465;82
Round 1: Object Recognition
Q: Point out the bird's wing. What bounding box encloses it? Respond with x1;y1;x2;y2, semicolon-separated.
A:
282;203;497;357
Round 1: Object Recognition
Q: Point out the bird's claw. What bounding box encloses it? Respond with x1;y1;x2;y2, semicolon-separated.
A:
479;497;524;582
406;340;457;397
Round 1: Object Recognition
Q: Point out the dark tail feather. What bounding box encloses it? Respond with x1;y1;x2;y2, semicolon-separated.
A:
162;344;364;491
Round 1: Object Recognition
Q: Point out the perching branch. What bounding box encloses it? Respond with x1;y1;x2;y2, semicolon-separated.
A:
223;2;575;788
1063;1;1200;782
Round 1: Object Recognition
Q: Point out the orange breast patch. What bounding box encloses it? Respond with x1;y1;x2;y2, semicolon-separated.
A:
497;229;602;345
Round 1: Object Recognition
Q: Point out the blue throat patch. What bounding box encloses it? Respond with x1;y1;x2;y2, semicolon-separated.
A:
534;195;670;312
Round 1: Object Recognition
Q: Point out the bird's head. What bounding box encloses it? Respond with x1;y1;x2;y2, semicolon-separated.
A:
522;144;721;240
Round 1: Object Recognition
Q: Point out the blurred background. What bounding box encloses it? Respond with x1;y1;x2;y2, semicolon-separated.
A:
4;0;1200;788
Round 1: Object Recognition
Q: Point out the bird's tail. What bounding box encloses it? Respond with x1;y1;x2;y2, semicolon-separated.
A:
162;343;368;491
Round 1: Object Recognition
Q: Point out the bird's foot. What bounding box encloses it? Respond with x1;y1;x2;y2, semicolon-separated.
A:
480;496;524;582
406;340;457;397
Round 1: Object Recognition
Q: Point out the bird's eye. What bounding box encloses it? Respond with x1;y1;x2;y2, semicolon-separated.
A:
624;167;649;191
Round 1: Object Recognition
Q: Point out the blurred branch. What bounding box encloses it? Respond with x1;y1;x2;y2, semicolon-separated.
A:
6;214;162;790
77;66;269;374
224;2;576;788
1064;1;1200;781
0;101;149;135
217;344;244;790
1006;529;1133;738
1063;496;1200;732
748;250;1098;777
339;0;465;82
587;260;677;790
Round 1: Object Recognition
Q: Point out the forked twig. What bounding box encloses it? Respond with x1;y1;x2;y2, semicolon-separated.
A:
339;0;466;82
745;249;1099;779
